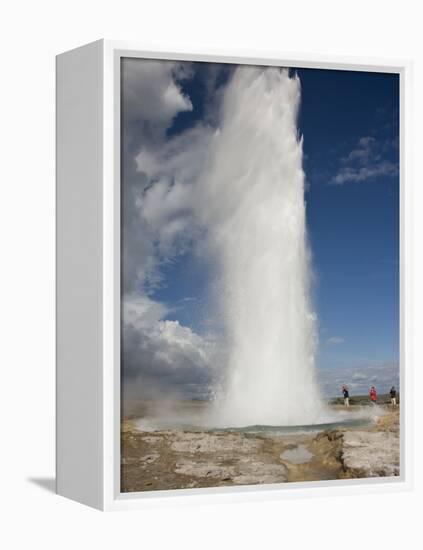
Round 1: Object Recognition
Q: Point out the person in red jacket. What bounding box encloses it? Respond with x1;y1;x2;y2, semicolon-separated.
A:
369;386;377;404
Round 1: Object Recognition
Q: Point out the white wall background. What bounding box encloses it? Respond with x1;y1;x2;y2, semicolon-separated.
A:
0;1;421;548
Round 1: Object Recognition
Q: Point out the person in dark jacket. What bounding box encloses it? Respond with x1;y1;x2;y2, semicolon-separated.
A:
390;386;397;406
342;385;350;407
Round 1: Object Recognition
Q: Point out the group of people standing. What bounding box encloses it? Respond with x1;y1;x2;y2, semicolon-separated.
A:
341;385;397;407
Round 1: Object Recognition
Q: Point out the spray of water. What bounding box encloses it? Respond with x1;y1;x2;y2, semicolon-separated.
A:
200;66;327;427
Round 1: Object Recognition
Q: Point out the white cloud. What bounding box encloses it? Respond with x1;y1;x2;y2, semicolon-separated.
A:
341;136;376;164
130;128;214;265
122;293;221;400
136;123;213;185
121;60;215;295
331;136;398;185
123;294;169;330
134;149;160;179
332;161;398;185
327;336;345;345
352;372;367;381
119;60;232;400
122;58;192;130
120;59;210;296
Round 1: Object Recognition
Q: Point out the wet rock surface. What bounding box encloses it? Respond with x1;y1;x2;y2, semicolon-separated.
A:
121;429;289;491
341;430;400;477
121;406;400;492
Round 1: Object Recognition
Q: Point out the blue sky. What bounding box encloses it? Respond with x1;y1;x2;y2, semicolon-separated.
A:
298;68;399;374
121;60;399;398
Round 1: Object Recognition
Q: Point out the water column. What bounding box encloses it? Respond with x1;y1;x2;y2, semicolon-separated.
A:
202;67;325;426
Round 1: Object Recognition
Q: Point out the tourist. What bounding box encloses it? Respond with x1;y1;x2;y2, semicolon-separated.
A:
390;386;397;406
342;385;350;407
369;386;377;404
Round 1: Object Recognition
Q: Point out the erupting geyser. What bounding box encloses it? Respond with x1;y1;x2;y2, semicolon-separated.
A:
203;66;326;426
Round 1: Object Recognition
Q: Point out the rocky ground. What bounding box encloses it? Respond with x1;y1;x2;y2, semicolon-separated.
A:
121;405;400;493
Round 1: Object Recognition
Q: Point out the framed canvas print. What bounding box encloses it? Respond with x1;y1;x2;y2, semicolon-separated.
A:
56;40;412;510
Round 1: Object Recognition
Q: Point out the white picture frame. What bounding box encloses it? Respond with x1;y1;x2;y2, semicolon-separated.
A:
56;39;413;511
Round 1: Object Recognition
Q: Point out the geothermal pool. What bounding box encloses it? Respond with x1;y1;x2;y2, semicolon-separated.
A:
218;417;373;435
133;401;379;435
135;418;373;436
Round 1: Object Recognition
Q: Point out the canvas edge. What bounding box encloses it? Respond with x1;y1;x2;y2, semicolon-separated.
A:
56;39;105;510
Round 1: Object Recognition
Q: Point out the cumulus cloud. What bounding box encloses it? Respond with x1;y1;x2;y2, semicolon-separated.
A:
122;294;220;400
120;59;229;401
331;135;398;185
121;60;221;295
121;58;193;131
123;294;169;330
121;59;199;294
133;124;214;260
